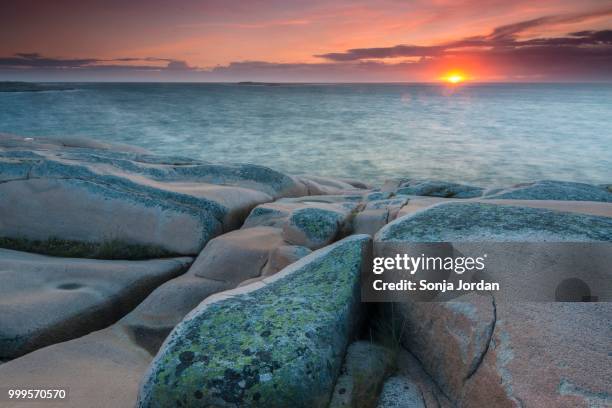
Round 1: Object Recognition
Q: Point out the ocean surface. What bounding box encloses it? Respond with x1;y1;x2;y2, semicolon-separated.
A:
1;83;610;186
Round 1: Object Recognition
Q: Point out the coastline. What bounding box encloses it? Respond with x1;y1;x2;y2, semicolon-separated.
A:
0;134;610;407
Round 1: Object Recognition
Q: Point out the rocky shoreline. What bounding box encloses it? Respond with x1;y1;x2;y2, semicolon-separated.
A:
0;134;610;407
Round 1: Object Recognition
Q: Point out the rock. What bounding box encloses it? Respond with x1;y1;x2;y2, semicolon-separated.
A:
329;341;395;408
394;350;453;408
0;267;232;407
137;235;371;408
394;295;496;400
120;273;233;355
353;196;409;236
377;202;612;242
375;201;612;406
376;376;426;408
298;175;364;195
242;203;295;228
0;135;308;257
480;198;612;218
461;302;612;407
192;227;285;285
283;207;349;249
339;178;372;189
0;326;154;408
0;249;191;359
261;245;312;276
395;180;484;198
395;196;453;218
483;180;612;202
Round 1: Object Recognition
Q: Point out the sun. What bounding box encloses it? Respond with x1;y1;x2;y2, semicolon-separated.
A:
441;71;466;84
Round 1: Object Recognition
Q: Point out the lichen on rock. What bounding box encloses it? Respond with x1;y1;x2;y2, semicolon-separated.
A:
137;235;371;408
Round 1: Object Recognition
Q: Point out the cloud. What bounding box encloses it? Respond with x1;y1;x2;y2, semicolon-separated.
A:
316;8;612;62
0;53;196;71
1;9;611;82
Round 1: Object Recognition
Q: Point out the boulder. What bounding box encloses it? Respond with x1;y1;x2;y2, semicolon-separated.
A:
353;196;409;236
374;201;612;406
393;295;496;400
0;135;308;257
376;376;426;408
0;249;191;359
483;180;612;202
395;180;484;198
377;202;612;242
261;245;312;276
137;235;371;408
192;227;285;285
283;207;349;249
329;341;395;408
242;203;296;228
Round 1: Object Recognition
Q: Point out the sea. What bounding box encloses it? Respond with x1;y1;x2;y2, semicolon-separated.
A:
1;82;610;186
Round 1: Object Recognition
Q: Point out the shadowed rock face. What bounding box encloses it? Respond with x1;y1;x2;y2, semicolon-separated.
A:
0;135;312;257
137;235;371;408
0;249;192;359
329;341;395;408
483;180;612;202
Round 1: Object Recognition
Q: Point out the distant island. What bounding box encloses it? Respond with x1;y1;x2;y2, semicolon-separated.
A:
237;81;283;86
0;81;75;93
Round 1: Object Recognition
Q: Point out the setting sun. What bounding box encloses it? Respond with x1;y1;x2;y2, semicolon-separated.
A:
441;71;466;84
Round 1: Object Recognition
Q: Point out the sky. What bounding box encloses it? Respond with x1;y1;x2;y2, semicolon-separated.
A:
1;0;611;82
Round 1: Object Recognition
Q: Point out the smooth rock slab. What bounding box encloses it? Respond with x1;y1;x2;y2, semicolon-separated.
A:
0;271;232;408
0;135;306;257
483;180;612;202
461;302;612;407
377;202;612;242
0;249;191;359
138;235;371;408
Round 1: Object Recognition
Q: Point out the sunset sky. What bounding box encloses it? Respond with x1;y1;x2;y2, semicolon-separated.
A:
1;0;611;82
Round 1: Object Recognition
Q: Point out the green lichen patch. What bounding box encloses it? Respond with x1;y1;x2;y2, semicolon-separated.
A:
378;202;612;242
0;236;175;260
138;236;369;408
289;207;345;243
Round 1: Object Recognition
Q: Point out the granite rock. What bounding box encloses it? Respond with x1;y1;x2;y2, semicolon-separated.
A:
329;341;395;408
0;135;308;257
483;180;612;202
0;249;191;359
376;376;426;408
137;235;371;408
395;180;484;198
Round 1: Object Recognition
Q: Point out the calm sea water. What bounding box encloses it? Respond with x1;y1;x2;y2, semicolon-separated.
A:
0;83;610;185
